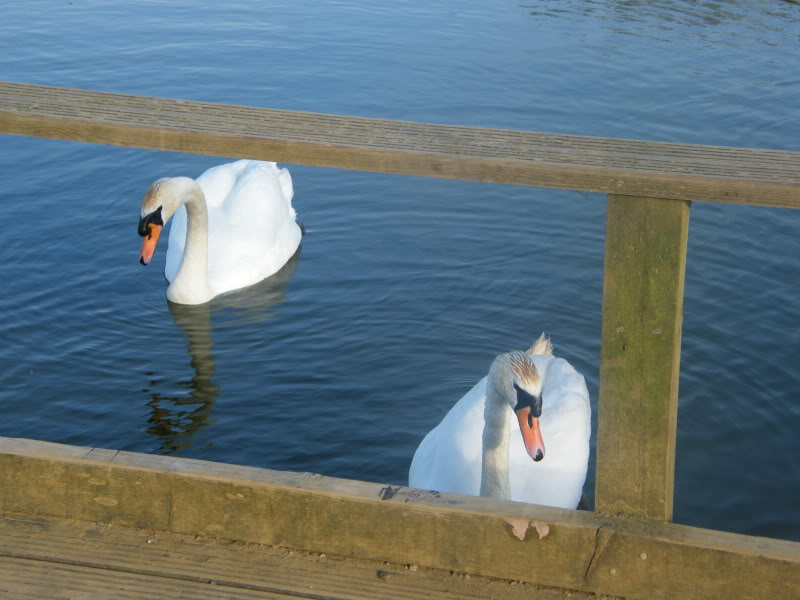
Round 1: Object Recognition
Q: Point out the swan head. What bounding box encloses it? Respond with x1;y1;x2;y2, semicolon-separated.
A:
137;177;196;265
491;351;546;462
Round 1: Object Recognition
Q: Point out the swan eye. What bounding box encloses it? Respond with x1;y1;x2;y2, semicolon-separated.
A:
138;206;164;237
513;383;542;417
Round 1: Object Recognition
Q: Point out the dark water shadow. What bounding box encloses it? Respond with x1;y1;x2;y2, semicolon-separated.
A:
520;0;798;44
145;248;302;453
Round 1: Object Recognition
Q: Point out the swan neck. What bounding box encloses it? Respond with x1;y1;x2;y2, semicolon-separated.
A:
168;180;212;304
480;374;512;499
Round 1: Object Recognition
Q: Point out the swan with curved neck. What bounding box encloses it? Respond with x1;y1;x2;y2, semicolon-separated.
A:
409;334;590;508
140;177;211;304
138;160;302;305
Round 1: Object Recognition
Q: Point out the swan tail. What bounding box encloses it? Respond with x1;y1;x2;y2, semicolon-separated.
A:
278;167;294;203
527;332;553;356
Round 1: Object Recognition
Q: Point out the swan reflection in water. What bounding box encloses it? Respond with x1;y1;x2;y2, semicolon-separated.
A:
145;248;301;453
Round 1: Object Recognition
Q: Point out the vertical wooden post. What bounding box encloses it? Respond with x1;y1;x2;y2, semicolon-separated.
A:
595;194;690;520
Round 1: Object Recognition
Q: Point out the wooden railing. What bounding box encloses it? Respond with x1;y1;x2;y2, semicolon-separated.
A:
1;81;797;209
1;81;798;598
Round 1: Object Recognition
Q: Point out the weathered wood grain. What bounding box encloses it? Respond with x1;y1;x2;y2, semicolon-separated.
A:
1;437;798;600
596;195;689;520
1;512;574;600
0;81;798;208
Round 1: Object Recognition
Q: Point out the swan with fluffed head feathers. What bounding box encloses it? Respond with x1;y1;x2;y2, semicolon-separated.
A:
138;160;302;305
409;334;590;508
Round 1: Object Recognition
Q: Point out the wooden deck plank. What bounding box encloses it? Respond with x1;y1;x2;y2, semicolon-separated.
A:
0;558;278;600
0;513;577;600
0;81;798;208
1;437;798;599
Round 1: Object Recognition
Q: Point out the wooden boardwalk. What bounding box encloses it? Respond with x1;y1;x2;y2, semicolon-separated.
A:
1;512;584;600
1;437;798;600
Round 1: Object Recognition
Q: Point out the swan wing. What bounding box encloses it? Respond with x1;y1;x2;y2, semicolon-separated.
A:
409;377;488;497
208;161;300;295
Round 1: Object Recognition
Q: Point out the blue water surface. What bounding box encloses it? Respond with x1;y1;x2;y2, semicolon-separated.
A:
1;0;798;541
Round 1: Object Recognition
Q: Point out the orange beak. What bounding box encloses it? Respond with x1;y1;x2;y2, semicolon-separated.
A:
515;406;545;461
139;224;162;265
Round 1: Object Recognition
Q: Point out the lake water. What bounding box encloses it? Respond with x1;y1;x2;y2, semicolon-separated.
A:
1;1;798;541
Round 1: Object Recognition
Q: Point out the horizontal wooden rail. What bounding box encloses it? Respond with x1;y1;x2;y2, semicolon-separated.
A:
1;437;798;600
1;81;798;208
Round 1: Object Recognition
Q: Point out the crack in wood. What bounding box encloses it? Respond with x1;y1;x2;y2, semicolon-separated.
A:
582;525;607;583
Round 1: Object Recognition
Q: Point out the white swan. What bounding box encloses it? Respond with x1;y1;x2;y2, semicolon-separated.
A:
138;160;302;305
409;334;590;508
